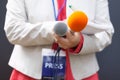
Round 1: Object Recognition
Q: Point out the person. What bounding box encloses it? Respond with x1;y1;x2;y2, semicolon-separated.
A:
4;0;114;80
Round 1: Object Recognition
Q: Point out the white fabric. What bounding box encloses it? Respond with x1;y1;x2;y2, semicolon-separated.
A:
4;0;114;79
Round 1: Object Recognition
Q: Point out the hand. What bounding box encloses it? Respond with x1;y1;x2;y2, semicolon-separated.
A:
53;30;81;49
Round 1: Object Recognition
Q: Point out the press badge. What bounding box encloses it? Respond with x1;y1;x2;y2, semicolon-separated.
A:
41;48;66;80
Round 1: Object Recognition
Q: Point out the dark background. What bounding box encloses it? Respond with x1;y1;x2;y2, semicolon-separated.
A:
0;0;120;80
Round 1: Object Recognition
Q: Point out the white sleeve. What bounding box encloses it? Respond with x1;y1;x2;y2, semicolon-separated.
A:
80;0;114;55
4;0;57;46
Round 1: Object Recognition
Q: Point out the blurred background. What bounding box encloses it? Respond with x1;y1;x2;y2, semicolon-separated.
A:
0;0;120;80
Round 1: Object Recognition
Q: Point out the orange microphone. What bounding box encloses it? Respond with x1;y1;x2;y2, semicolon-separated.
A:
54;11;88;36
67;11;88;32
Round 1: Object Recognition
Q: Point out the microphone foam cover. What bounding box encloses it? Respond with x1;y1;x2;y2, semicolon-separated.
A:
54;22;68;36
67;11;88;32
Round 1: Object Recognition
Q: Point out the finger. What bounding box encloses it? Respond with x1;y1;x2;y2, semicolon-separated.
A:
53;33;61;42
66;30;73;39
74;32;81;37
58;43;68;49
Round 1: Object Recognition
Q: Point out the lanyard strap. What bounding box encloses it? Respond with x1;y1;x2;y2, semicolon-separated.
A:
52;0;74;80
52;0;66;21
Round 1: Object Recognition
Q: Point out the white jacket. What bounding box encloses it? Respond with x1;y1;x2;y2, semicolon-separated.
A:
4;0;114;79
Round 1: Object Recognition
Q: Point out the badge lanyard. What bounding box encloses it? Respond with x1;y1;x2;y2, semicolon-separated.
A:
52;0;67;21
52;0;67;79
